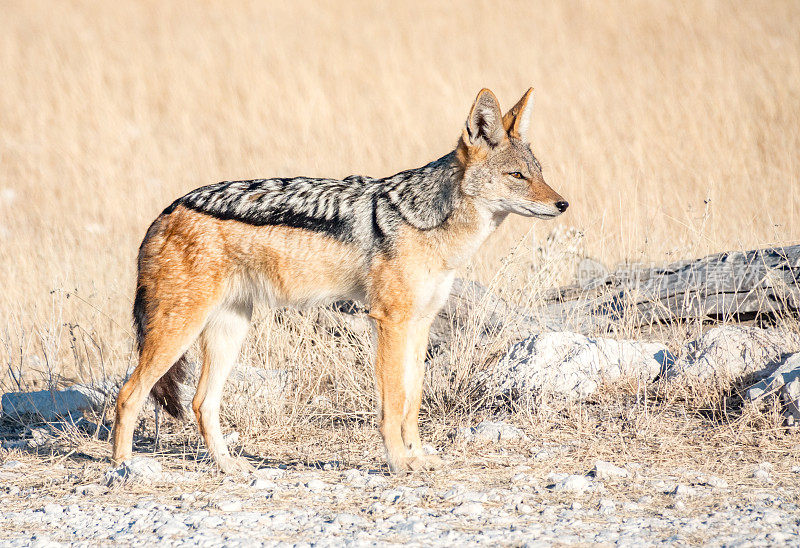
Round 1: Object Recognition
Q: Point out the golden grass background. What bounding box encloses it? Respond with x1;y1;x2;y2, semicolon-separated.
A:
2;1;799;383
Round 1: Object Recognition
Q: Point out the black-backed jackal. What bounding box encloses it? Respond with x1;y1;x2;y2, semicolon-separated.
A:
113;88;568;474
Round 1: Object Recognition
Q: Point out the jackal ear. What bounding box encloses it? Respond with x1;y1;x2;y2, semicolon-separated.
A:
464;88;506;148
502;87;534;142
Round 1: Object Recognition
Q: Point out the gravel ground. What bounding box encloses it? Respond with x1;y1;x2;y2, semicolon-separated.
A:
2;447;800;547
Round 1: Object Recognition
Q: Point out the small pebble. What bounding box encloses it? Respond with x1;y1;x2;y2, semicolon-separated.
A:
669;484;695;498
552;474;592;494
752;469;772;483
598;498;616;514
452;502;484;516
216;500;242;512
593;460;629;479
305;479;328;492
707;476;729;489
250;478;277;490
42;503;63;515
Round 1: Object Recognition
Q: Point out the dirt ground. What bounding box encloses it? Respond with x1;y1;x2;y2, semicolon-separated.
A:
2;400;800;546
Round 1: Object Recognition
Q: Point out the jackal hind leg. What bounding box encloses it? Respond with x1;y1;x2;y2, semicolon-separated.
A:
400;317;443;471
112;306;210;465
193;301;254;475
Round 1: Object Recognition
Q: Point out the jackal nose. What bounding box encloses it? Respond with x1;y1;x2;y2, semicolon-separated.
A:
555;201;569;213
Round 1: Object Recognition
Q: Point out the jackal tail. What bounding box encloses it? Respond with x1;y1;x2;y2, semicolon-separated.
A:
133;284;187;420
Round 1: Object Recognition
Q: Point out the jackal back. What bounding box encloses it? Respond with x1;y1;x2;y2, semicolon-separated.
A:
167;152;462;256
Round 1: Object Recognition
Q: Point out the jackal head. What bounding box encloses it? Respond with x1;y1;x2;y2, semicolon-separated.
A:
456;88;568;219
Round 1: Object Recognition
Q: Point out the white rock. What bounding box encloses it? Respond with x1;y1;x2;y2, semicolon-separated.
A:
216;500;242;512
198;515;225;528
762;510;782;524
441;487;462;501
0;439;27;450
250;478;278;490
491;332;671;400
670;326;800;387
305;479;328;492
334;513;366;527
456;421;527;443
222;431;239;446
367;502;387;515
552;474;592;493
1;386;105;420
156;520;188;536
42;503;63;515
455;426;473;440
593;460;629;479
461;491;489;503
396;519;427;533
74;484;106;496
365;475;387;488
769;532;790;543
756;461;774;472
28;427;51;448
783;376;800;426
752;469;772;483
254;468;286;480
343;469;365;486
385;513;406;525
598;498;616;514
546;472;569;484
452;502;484;516
707;476;729;489
746;353;800;404
381;489;404;503
28;534;53;547
669;484;695;498
104;457;163;485
1;460;25;470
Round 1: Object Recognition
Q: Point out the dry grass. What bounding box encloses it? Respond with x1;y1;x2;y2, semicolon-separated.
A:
2;393;798;523
2;1;800;469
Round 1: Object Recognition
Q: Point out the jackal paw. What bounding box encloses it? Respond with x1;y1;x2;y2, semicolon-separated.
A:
387;454;443;475
407;454;443;472
217;456;255;476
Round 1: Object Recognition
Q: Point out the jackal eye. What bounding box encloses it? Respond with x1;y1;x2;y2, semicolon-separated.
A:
508;172;525;179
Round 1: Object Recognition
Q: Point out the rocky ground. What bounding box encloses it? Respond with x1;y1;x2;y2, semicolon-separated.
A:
2;420;800;547
3;323;800;547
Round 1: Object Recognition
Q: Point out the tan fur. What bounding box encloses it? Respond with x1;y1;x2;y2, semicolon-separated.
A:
112;88;567;475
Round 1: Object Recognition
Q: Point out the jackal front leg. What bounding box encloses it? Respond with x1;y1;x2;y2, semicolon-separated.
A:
400;317;442;471
374;317;421;474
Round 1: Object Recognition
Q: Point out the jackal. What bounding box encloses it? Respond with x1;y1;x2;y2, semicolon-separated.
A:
112;88;568;474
